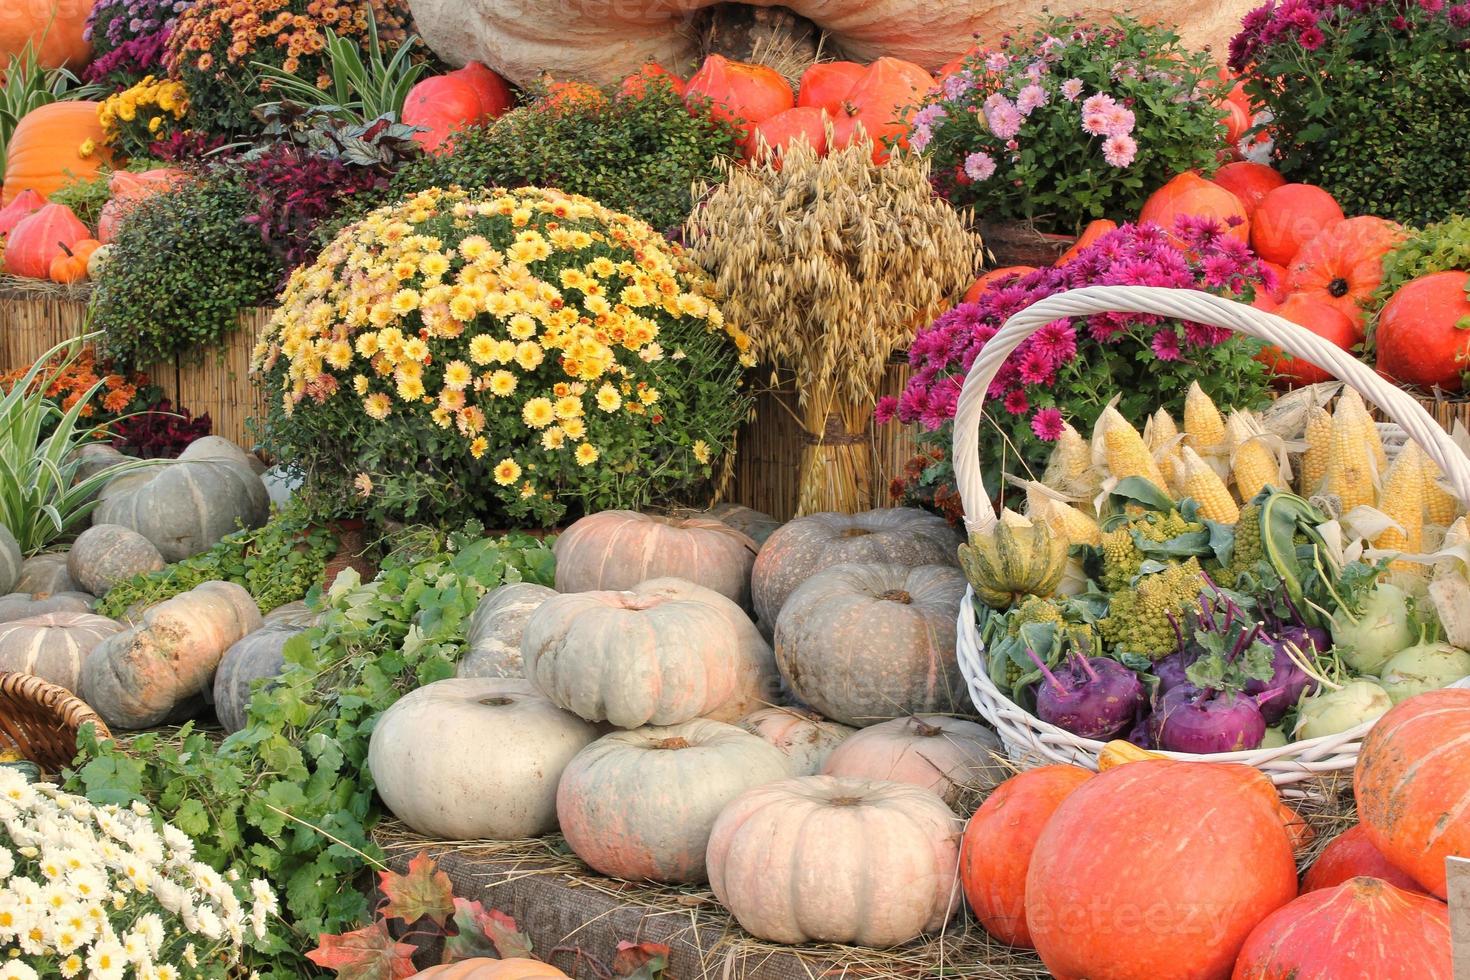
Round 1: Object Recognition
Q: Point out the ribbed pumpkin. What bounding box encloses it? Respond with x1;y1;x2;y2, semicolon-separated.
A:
66;524;165;597
16;552;82;597
0;592;91;623
0;0;96;71
1138;171;1250;246
796;61;865;113
95;438;268;562
412;958;569;978
456;582;556;679
0;525;19;595
1376;270;1470;393
0;611;122;692
1231;878;1451;980
523;577;774;728
2;101;111;205
81;580;262;729
0;189;44;236
747;106;828;163
1210;161;1285;219
553;510;758;608
262;599;324;628
1026;760;1298;980
683;54;794;135
706;775;963;946
1285;216;1404;334
960;765;1094;949
1249;183;1344;266
705;502;780;547
828;57;934;162
958;513;1067;609
738;706;855;776
751;507;961;631
1355;688;1470;898
96;168;188;243
401;61;514;153
1254;294;1357;388
1055;219;1116;266
211;624;305;734
821;715;1005;806
3;202;90;279
774;562;969;726
369;678;598;841
1302;823;1428;895
556;719;789;883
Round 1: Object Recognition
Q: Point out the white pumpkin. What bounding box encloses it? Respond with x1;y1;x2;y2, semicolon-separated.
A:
0;525;19;595
16;552;83;597
738;706;854;776
0;612;124;692
66;524;166;596
821;715;1006;806
457;582;556;679
707;775;963;946
369;677;599;840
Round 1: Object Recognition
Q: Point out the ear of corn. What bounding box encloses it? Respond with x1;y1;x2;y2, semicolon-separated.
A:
1227;411;1287;503
1025;479;1102;547
1420;450;1463;527
1322;390;1379;512
1041;421;1095;500
1178;444;1240;524
1145;408;1183;492
1375;442;1427;556
1096;406;1168;491
1183;381;1228;474
1300;405;1332;496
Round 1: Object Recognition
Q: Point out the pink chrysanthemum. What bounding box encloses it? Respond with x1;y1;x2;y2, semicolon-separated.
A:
1031;407;1065;441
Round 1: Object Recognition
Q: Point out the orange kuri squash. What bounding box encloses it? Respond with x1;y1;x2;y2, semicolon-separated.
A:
2;100;111;204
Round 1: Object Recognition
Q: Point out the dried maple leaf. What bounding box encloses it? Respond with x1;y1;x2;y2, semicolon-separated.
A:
443;897;535;963
379;851;455;927
305;920;418;980
612;939;671;980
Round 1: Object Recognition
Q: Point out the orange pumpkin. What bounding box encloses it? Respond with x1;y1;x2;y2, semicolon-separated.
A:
963;265;1034;303
1375;270;1470;393
747;106;828;163
4;202;89;278
1302;824;1429;895
1285;215;1406;335
48;249;85;283
1249;183;1344;266
97;168;188;243
684;55;794;136
1355;688;1470;898
829;56;934;163
1055;219;1117;266
69;236;100;261
796;61;865;113
0;0;95;72
0;188;44;235
1255;294;1358;388
1231;878;1451;980
539;79;607;113
1211;162;1285;219
402;62;513;153
2;101;111;205
1258;260;1289;303
1138;171;1250;247
1026;760;1298;980
412;958;570;979
960;765;1093;949
620;62;686;98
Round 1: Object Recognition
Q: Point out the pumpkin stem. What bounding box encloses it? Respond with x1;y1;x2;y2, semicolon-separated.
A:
829;796;863;807
878;589;913;604
652;736;691;750
57;241;74;257
839;528;872;538
911;718;945;738
1328;277;1349;298
478;697;514;707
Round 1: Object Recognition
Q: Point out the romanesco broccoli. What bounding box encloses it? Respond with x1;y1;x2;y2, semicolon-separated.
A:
1099;510;1205;592
1099;557;1209;657
1006;595;1066;636
1228;503;1263;583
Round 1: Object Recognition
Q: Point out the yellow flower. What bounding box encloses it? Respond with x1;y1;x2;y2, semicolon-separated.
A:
354;473;374;498
439;388;466;411
442;360;472;390
396;360;424;383
325;341;353;370
559;268;587;290
459;236;490;260
430;406;453;428
561;417;586;440
515;342;545;371
595;384;622;412
575;443;600;466
493;457;522;483
420;253;450;277
521;482;536;499
369;303;395;327
353;374;370;395
403;338;430;362
508;314;537;340
469;335;497;365
554;395;583;420
639;386;660;405
390;289;421;314
470;436;490;459
541;426;566;450
449;294;479;321
78;138;96;158
396;376;426;401
489;370;517;396
522;397;555;429
363;393;392;420
147;115;163;133
590;257;616;277
693;440;712;465
486;292;515;317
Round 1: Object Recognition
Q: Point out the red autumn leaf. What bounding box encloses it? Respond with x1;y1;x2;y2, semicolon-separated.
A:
483;907;535;960
612;940;671;979
305;921;418;980
443;898;535;963
379;851;455;927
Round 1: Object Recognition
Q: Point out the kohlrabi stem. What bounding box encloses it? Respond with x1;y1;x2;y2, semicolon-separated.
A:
1228;623;1261;663
1076;654;1099;683
1026;647;1069;698
1166;610;1185;652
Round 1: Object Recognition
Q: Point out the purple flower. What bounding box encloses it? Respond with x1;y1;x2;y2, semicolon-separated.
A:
1150;329;1183;361
943;73;973;100
1017;344;1056;385
874;396;899;425
909;125;934;153
1451;2;1470;26
1004;389;1031;415
964;151;997;181
1298;25;1327;48
985;51;1011;71
1102;133;1138;167
1031;408;1066;441
1060;78;1084;101
1033;319;1078;362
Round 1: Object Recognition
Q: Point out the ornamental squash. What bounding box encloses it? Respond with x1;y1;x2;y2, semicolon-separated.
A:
1250;183;1344;267
1026;760;1298;980
751;507;960;632
369;678;598;840
774;562;970;726
412;958;569;978
401;61;513;153
1286;216;1405;335
80;580;262;729
65;524;165;597
557;719;789;883
821;714;1006;806
0;592;91;623
456;582;555;679
211;624;305;734
1232;878;1451;980
0;0;96;72
958;511;1067;609
2;101;110;205
16;552;82;597
620;62;686;98
737;706;854;776
706;775;963;946
684;54;794;142
3;202;89;278
1301;823;1428;895
1355;688;1470;898
95;438;268;562
0;525;19;596
0;189;44;236
0;611;122;692
960;765;1094;949
553;510;758;608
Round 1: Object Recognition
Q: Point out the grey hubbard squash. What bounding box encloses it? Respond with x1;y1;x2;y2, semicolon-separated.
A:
66;524;165;597
0;592;93;623
706;503;781;548
262;600;325;628
738;706;855;776
81;580;262;729
751;507;961;632
775;562;969;726
0;612;124;692
457;582;556;679
16;552;83;597
957;510;1067;609
211;624;305;734
368;677;599;840
553;510;758;609
0;525;19;595
556;719;789;883
95;438;268;562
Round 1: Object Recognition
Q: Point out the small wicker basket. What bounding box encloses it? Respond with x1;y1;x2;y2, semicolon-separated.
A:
0;672;111;774
953;285;1470;788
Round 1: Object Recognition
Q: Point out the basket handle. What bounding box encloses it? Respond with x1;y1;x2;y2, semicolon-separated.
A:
953;284;1470;535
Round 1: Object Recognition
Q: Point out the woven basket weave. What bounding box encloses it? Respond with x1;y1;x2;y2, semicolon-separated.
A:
0;672;111;773
953;285;1470;788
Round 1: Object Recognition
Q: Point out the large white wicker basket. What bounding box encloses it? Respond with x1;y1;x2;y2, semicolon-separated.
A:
953;285;1470;788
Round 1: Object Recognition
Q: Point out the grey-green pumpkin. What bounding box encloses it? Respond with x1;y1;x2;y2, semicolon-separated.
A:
0;592;93;623
457;582;556;679
95;439;268;562
211;623;305;734
0;526;19;596
16;553;83;597
66;524;166;597
0;612;124;692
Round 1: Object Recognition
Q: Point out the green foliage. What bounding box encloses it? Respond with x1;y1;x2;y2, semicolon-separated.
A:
98;506;339;618
69;527;557;977
48;158;176;229
1373;215;1470;311
0;38;101;171
378;81;740;233
89;172;278;368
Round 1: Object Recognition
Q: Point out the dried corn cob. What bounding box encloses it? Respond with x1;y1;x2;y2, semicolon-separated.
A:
1375;442;1427;560
1145;408;1183;491
1042;421;1092;493
1178;445;1240;524
1025;480;1102;547
1419;450;1462;527
1300;405;1332;496
1322;393;1377;512
1227;412;1286;503
1183;381;1228;473
1338;388;1387;478
1096;406;1168;491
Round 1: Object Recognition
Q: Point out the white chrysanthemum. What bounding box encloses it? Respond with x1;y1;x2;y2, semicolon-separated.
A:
134;911;164;954
0;960;40;979
160;824;193;859
0;846;13;879
182;941;198;967
130;800;150;817
196;905;223;940
86;937;127;980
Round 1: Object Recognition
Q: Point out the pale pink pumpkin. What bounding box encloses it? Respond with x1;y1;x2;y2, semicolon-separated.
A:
0;612;122;692
738;706;855;776
822;715;1006;806
707;775;963;946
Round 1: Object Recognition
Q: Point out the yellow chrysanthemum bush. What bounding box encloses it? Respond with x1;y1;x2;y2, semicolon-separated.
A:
98;74;190;157
253;186;754;528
